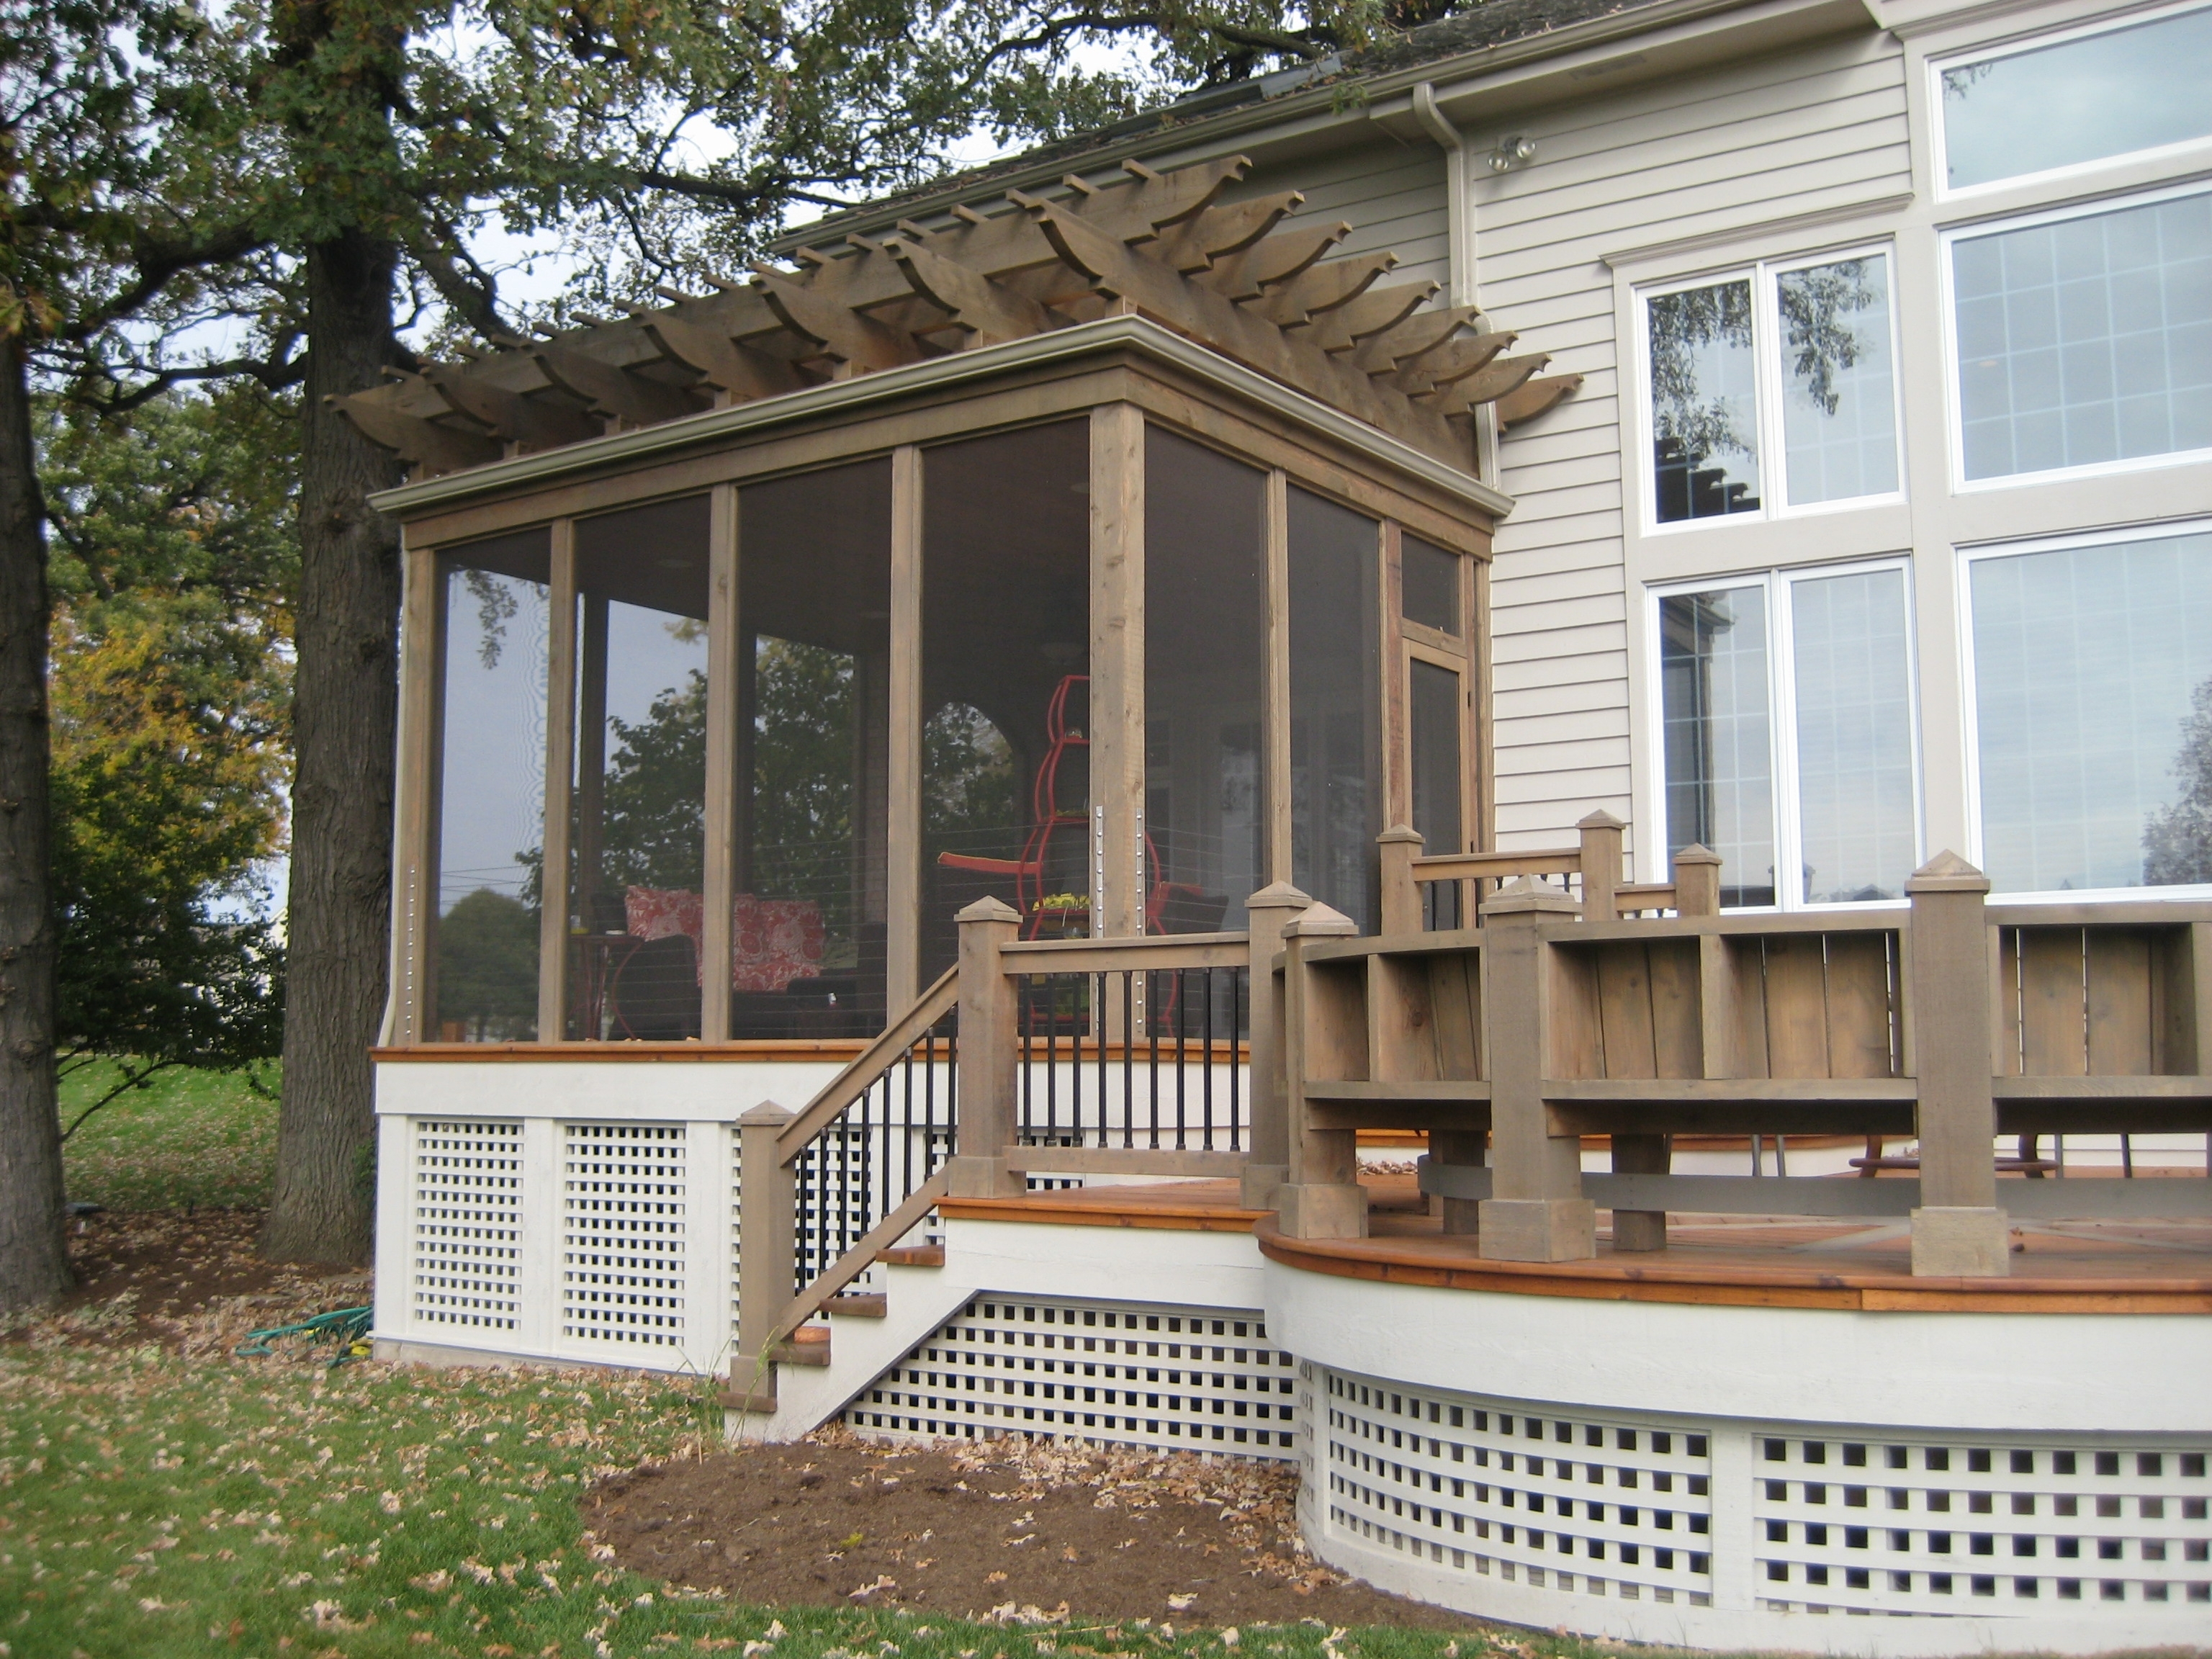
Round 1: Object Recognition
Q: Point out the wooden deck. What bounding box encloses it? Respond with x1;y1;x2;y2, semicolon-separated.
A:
940;1174;2212;1311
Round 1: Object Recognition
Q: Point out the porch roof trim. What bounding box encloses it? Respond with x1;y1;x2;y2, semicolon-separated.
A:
366;312;1516;523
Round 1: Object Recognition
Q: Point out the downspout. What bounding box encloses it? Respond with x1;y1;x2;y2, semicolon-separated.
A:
1410;82;1500;484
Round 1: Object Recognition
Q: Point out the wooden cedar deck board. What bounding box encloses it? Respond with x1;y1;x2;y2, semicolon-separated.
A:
1255;1218;2212;1312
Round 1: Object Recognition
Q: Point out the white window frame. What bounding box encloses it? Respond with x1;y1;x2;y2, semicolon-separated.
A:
1635;244;1906;536
1647;556;1924;912
1929;0;2212;203
1941;179;2212;496
1957;516;2212;903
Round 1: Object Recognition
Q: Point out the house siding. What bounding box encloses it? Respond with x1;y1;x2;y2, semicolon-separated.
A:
1476;30;1911;851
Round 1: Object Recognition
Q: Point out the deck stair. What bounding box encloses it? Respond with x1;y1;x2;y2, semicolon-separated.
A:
723;1243;974;1440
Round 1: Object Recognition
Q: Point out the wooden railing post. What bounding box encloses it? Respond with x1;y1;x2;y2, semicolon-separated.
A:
1278;903;1364;1238
1479;876;1595;1261
1378;825;1424;936
1241;881;1312;1211
734;1099;796;1408
1906;852;2006;1276
1673;842;1721;920
1576;810;1625;922
1611;845;1719;1253
946;895;1024;1199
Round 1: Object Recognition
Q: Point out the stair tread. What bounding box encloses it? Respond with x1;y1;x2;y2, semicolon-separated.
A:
827;1293;888;1318
773;1327;832;1367
877;1245;945;1267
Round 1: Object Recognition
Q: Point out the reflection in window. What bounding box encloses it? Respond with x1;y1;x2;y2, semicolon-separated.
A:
1649;280;1761;522
1146;428;1265;939
1954;192;2212;481
1971;529;2212;892
1660;588;1775;906
738;459;891;1037
569;498;711;1039
1791;569;1916;902
1290;488;1382;932
436;534;551;1041
1941;7;2212;190
920;422;1089;982
1778;256;1897;504
1401;534;1461;635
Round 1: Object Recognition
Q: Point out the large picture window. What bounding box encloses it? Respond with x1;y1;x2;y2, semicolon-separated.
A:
1949;188;2212;485
1936;4;2212;194
1642;250;1899;526
1965;524;2212;894
1655;562;1919;908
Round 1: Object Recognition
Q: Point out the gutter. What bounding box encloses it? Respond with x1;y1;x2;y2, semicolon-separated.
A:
365;313;1515;521
770;0;1779;252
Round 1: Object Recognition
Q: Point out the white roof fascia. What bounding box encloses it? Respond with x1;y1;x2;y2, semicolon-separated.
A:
367;313;1515;523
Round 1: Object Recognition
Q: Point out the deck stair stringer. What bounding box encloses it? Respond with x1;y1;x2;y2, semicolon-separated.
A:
731;1259;983;1443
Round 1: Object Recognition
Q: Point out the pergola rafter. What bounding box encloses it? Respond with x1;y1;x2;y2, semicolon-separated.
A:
333;155;1582;478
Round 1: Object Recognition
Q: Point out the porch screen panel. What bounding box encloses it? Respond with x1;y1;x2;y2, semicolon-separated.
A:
1289;488;1382;933
734;460;893;1038
1970;528;2212;892
434;531;552;1042
567;497;711;1040
1143;428;1265;941
920;421;1090;983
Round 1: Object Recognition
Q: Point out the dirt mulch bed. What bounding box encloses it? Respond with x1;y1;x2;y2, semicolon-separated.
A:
2;1206;369;1353
589;1431;1478;1632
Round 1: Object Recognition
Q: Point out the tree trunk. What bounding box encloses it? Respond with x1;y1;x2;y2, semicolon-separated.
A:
259;230;404;1266
0;343;68;1313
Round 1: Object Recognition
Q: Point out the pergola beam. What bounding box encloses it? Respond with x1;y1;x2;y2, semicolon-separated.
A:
331;150;1577;479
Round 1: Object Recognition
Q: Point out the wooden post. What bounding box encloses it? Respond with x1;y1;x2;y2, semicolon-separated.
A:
700;483;740;1042
536;521;578;1043
1378;824;1424;937
1263;471;1292;885
1906;851;2007;1277
1577;810;1624;923
1241;880;1312;1210
1278;902;1364;1238
945;896;1023;1197
1673;842;1721;921
1089;403;1146;943
1613;844;1718;1252
389;536;443;1045
886;444;924;1010
734;1099;796;1410
1478;876;1594;1261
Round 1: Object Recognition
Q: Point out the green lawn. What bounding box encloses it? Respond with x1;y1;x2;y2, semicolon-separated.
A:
0;1326;1526;1659
12;1071;1550;1659
60;1058;279;1211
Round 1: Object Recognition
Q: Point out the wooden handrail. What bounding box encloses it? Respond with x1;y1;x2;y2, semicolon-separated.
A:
999;930;1251;974
764;1169;952;1352
1411;848;1579;881
775;966;959;1159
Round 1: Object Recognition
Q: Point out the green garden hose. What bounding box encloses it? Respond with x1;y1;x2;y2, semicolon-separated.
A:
235;1305;374;1367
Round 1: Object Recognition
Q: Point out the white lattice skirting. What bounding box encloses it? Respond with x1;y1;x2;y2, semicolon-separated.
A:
845;1294;1297;1457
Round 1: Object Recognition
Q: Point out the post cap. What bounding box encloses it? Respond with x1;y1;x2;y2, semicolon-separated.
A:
1480;875;1583;917
1377;824;1426;848
739;1100;796;1126
1576;809;1627;832
1671;843;1722;866
1284;902;1359;938
1905;850;1990;895
1244;879;1313;910
954;894;1022;924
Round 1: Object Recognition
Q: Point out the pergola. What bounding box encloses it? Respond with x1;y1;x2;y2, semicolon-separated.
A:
359;156;1578;1050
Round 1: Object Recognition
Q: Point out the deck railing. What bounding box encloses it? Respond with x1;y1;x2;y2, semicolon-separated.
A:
732;969;959;1405
1278;831;2212;1277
